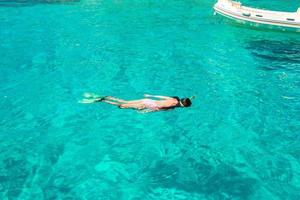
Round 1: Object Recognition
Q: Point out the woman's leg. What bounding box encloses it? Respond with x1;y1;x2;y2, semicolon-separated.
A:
101;100;122;106
106;97;148;104
119;102;145;110
105;96;128;103
102;99;148;110
119;99;149;104
102;100;145;110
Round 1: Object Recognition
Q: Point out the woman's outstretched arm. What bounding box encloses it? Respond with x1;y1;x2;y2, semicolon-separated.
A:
143;94;172;99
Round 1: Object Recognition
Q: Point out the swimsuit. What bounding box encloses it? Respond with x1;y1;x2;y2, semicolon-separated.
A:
142;99;161;110
142;97;181;110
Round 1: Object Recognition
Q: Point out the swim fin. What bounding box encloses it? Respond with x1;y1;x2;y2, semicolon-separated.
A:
79;93;107;104
83;92;102;99
79;99;98;104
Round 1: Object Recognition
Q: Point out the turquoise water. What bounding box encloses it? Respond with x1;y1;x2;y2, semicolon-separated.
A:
0;0;300;199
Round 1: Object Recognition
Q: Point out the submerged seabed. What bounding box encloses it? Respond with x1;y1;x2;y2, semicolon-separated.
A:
0;0;300;199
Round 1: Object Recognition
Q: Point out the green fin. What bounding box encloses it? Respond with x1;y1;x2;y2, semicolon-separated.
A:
79;94;107;104
83;92;102;99
78;99;98;104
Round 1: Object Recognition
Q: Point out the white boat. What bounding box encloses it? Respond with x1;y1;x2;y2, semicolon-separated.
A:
213;0;300;30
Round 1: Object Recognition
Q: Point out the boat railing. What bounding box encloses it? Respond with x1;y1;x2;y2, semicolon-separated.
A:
221;0;299;18
231;1;241;9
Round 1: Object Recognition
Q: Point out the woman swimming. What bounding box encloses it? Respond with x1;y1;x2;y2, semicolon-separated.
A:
80;93;194;112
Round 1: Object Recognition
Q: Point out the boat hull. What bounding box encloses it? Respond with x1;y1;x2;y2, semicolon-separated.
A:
213;1;300;31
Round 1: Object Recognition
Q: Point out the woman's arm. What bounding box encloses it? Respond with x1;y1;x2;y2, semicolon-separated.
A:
144;94;172;99
138;109;156;113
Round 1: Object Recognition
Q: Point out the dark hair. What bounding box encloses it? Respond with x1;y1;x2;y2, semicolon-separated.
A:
180;98;192;107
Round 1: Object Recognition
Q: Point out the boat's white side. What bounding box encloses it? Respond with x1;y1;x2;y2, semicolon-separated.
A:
213;0;300;29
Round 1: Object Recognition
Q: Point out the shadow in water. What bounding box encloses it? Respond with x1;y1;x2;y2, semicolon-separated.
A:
246;40;300;71
0;0;80;7
148;159;257;199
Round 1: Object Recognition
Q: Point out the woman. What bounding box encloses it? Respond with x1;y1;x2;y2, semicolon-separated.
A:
80;93;194;112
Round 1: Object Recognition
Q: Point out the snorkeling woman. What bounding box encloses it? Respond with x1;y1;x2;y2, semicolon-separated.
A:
80;93;194;113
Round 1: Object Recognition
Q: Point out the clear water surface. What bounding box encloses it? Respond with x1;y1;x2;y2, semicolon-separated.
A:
0;0;300;199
